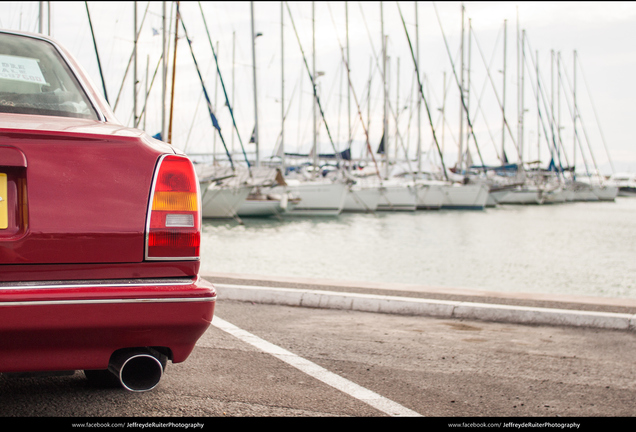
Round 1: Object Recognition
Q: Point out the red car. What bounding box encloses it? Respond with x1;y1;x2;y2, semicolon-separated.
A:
0;30;215;391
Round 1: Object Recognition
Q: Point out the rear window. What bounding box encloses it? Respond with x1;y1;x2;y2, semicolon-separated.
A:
0;32;99;120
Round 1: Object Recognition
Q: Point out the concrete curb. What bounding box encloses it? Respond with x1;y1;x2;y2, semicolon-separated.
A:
213;283;636;332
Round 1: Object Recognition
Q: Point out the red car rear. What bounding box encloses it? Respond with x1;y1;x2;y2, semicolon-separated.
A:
0;30;215;391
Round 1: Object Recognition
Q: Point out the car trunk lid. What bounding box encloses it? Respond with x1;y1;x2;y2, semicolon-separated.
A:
0;115;174;265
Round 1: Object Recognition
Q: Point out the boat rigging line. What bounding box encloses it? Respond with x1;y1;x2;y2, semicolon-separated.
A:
85;1;109;104
396;2;449;181
469;21;522;165
198;1;252;173
284;2;342;161
178;4;234;170
466;24;513;164
325;2;383;183
432;2;487;172
521;36;569;177
522;43;567;177
112;1;150;113
134;53;163;130
577;54;615;174
356;2;420;179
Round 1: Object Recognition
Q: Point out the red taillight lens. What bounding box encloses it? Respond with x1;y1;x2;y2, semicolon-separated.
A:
146;155;201;260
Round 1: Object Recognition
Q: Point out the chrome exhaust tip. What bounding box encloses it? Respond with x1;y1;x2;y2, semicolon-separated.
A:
108;348;167;392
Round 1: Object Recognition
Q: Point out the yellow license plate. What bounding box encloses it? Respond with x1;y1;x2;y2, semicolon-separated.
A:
0;173;7;229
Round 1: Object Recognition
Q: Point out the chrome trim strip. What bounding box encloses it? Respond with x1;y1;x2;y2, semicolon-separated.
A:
0;296;216;307
0;30;106;122
0;278;194;291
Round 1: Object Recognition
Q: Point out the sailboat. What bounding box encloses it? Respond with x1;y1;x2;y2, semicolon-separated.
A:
273;2;351;217
237;3;298;217
374;7;417;212
422;4;490;210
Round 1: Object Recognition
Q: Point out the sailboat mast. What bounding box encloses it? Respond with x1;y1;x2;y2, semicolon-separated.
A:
251;1;260;168
466;17;472;166
381;2;388;179
346;1;351;161
213;42;219;163
536;49;540;164
395;57;400;162
281;2;285;171
458;4;465;171
550;49;555;165
39;1;43;33
442;71;447;155
232;31;236;154
415;2;421;174
167;1;179;144
521;29;526;166
502;19;507;163
367;56;372;161
312;2;318;174
516;8;521;166
572;50;577;175
558;51;562;174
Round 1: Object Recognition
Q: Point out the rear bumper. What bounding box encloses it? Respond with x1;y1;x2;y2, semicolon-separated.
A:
0;276;215;373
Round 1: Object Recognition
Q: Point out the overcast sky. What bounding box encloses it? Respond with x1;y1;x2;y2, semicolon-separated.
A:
1;1;635;174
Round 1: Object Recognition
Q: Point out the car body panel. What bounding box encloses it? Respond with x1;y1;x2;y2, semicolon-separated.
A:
0;30;214;381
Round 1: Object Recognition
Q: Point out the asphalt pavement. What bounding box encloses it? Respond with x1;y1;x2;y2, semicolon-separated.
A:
203;272;636;332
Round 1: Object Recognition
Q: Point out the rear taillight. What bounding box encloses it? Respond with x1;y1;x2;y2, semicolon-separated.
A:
145;154;201;260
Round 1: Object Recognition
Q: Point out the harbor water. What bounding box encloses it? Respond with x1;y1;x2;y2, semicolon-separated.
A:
200;197;636;300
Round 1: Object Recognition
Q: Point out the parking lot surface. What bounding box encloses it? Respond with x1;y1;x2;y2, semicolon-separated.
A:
1;297;635;418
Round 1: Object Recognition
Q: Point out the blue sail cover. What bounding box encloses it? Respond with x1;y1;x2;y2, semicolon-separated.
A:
376;132;385;155
469;164;518;173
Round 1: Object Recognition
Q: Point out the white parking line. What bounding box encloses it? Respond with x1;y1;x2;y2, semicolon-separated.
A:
211;316;422;417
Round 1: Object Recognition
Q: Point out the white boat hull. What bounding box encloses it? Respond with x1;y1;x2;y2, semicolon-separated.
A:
343;185;382;213
489;189;511;204
496;188;544;205
542;188;567;204
415;183;445;209
572;188;599;202
563;188;576;201
441;184;489;209
377;183;417;211
201;185;251;218
274;180;347;216
592;185;618;201
237;195;289;217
